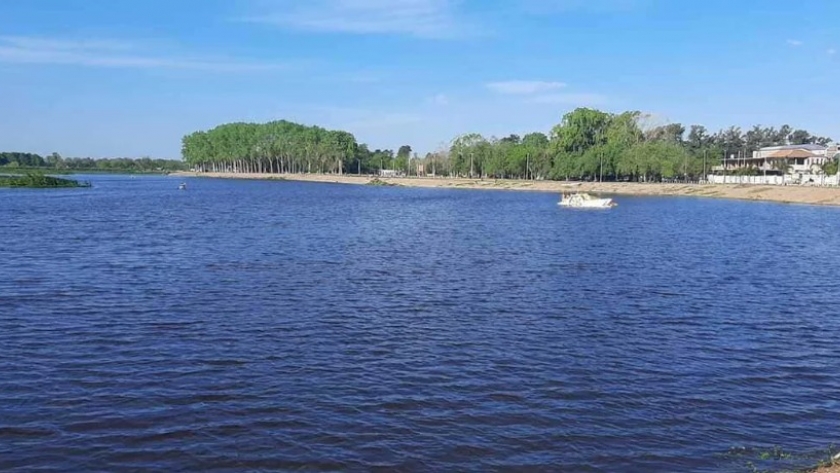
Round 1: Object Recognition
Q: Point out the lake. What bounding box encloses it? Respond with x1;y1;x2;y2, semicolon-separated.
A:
2;174;839;472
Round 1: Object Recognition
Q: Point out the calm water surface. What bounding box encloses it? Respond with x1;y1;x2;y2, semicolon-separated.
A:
2;175;839;472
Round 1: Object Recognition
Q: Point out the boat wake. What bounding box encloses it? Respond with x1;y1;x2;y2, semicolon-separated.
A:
558;192;617;209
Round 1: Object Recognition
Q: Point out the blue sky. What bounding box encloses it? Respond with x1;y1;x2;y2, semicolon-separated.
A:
0;0;838;158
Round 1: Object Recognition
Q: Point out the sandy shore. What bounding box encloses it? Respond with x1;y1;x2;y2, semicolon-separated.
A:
816;464;840;473
173;172;840;206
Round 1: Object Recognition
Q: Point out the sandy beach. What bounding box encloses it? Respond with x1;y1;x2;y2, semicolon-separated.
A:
173;172;840;207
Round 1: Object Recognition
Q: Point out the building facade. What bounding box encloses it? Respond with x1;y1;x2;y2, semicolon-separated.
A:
752;144;831;173
717;144;834;174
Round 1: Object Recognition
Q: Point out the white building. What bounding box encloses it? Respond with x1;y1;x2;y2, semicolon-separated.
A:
717;144;836;174
751;144;833;173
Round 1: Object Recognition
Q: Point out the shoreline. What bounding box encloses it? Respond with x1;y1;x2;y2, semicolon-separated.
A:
816;463;840;473
172;172;840;207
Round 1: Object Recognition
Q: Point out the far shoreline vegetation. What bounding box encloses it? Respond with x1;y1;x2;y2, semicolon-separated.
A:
181;107;836;182
0;172;91;189
0;152;188;174
5;107;836;185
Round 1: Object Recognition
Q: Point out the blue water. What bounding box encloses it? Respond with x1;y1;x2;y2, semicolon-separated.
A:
2;174;839;472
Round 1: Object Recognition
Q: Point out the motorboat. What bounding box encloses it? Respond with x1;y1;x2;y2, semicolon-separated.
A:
178;182;187;190
558;192;616;208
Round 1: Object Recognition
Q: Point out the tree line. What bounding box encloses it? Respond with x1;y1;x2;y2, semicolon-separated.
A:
440;109;834;181
182;121;358;174
181;121;422;176
183;109;835;181
0;152;187;173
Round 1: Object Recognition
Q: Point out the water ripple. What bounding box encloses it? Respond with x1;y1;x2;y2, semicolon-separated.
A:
1;176;839;472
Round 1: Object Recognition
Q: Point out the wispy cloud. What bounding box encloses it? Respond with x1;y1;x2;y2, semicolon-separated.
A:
0;35;290;72
429;93;449;106
486;80;567;95
787;39;804;47
529;92;608;106
241;0;481;39
0;36;136;52
520;0;651;14
828;48;836;56
485;79;606;106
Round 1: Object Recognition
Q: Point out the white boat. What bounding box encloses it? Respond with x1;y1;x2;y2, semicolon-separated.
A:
178;182;187;190
558;192;616;208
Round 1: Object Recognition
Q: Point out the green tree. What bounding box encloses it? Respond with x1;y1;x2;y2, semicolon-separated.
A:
788;129;812;145
522;132;550;179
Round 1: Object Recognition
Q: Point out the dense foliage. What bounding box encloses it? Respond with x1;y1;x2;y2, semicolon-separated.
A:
0;172;90;188
181;121;359;174
182;109;835;181
0;152;187;173
443;109;834;181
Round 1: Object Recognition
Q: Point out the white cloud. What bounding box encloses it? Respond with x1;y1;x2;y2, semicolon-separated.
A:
242;0;481;39
485;79;607;108
787;39;803;47
529;92;608;106
486;80;567;95
0;35;290;72
520;0;651;14
430;93;449;105
0;36;135;52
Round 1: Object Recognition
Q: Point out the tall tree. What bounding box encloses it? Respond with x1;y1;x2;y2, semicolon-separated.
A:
788;129;812;145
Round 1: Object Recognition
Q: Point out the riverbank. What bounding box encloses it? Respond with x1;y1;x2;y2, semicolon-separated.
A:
3;167;183;175
815;463;840;472
0;173;90;188
172;172;840;206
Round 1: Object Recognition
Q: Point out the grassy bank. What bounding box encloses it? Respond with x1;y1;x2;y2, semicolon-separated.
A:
2;167;177;175
0;173;91;188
